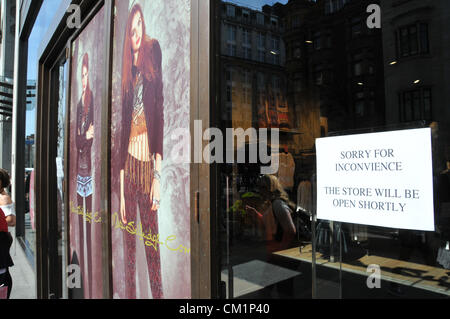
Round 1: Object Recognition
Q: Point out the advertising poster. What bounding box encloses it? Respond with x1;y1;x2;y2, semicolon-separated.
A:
316;128;435;231
68;6;105;299
110;0;191;299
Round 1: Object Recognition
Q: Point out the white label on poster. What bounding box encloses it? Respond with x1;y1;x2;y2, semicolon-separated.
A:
316;128;434;231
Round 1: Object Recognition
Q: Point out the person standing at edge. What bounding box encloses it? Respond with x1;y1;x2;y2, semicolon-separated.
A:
0;169;14;299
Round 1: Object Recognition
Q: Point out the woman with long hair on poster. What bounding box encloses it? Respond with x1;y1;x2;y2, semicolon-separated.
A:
75;52;94;298
119;3;164;299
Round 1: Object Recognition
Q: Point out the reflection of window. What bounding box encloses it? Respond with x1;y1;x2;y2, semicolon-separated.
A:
397;23;429;58
399;88;432;122
294;79;302;92
242;9;250;21
270;53;280;65
227;44;236;56
258;32;265;48
292;15;300;28
314;64;323;85
313;32;322;50
353;62;363;76
242;71;252;105
351;18;362;38
352;51;364;76
257;13;264;25
325;33;332;48
272;76;281;91
257;73;265;90
271;36;280;50
243;28;251;46
325;0;348;14
226;5;235;17
271;17;278;27
355;100;365;117
244;47;252;60
226;70;231;82
226;25;236;42
226;85;232;102
258;49;265;63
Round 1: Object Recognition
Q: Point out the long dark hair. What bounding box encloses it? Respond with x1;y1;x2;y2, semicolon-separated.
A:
121;3;157;98
81;52;92;109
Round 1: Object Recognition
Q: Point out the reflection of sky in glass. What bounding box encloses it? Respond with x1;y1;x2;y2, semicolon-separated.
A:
26;0;63;136
224;0;289;11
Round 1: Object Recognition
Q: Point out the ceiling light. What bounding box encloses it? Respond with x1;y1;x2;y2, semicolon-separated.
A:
414;79;420;84
390;61;397;65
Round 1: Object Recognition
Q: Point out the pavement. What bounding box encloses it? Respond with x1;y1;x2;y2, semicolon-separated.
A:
8;227;36;299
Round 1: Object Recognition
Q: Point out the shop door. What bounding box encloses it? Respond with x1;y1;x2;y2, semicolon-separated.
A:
46;50;69;299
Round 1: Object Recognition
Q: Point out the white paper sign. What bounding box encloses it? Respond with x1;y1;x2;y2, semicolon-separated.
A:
316;128;434;231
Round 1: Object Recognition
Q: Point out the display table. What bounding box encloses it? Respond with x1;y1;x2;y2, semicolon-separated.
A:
274;245;450;296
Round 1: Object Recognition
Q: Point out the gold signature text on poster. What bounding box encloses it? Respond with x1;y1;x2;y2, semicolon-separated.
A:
111;213;190;255
70;201;102;224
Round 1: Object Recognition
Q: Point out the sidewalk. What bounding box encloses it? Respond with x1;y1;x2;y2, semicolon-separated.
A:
8;228;36;299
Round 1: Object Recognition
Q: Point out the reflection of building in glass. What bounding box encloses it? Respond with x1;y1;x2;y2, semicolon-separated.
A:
380;0;450;168
217;1;287;131
272;0;386;153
